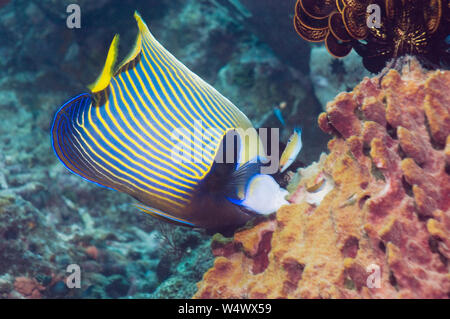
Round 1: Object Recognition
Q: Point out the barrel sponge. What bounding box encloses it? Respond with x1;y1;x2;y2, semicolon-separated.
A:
194;58;450;299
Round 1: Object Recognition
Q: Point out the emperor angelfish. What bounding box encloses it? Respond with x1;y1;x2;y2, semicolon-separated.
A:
51;12;288;233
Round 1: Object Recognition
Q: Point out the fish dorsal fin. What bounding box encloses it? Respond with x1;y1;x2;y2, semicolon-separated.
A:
88;34;120;94
114;12;144;75
132;12;254;130
89;12;144;93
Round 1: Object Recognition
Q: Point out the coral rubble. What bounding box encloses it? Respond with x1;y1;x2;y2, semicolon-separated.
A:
195;59;450;299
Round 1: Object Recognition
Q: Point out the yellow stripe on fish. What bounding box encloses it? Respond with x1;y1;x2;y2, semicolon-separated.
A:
51;12;279;231
88;34;120;93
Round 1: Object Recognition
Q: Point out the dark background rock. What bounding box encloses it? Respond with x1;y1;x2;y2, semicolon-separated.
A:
238;0;310;72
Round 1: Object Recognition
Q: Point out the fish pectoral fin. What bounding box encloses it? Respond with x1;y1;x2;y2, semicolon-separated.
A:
88;34;120;94
133;204;196;228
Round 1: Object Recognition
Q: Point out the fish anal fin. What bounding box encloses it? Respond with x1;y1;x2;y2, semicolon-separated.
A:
134;204;196;228
88;34;120;94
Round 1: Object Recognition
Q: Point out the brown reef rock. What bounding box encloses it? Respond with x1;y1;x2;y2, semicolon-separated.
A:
194;59;450;299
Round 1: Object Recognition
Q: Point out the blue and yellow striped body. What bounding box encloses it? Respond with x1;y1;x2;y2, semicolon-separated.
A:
52;13;264;231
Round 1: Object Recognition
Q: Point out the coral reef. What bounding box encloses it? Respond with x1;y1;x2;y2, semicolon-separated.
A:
12;277;45;299
195;59;450;298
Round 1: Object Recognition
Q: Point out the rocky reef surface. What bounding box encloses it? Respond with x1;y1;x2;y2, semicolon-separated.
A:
0;0;328;298
195;59;450;298
310;46;370;110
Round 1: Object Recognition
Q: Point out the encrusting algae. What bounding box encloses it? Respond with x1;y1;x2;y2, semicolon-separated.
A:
194;58;450;299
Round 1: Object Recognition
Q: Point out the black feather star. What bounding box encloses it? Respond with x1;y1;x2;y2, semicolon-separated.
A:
294;0;450;73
